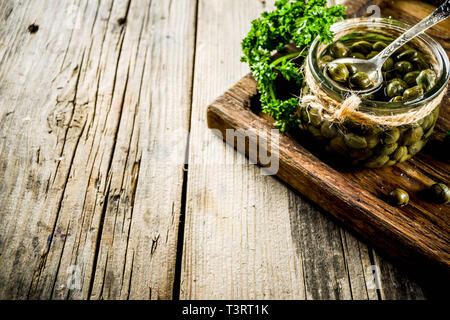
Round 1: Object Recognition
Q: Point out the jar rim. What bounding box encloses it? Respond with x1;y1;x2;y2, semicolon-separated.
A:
308;17;449;115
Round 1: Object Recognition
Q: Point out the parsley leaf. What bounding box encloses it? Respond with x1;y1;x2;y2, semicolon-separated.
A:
241;0;346;132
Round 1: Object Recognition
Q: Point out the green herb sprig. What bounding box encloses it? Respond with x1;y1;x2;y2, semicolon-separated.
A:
241;0;346;132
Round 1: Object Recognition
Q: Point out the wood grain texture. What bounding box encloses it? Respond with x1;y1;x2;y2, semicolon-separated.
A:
206;0;449;281
0;0;435;300
181;0;426;300
0;0;196;299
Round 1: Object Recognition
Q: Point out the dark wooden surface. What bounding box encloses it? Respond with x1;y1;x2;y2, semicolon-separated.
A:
207;0;450;275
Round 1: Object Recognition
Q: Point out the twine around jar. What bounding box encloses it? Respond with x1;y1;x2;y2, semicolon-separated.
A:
300;61;447;126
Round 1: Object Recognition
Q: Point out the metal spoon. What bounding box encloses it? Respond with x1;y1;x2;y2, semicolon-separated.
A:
325;0;450;94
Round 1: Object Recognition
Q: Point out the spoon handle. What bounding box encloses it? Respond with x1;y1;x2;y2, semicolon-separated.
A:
373;0;450;65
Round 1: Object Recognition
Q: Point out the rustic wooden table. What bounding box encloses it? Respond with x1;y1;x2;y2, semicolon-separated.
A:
0;0;443;299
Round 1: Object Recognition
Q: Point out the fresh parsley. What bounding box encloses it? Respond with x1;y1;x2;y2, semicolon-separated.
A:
241;0;346;132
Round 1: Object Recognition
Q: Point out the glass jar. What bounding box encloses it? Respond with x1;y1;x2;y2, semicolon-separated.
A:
298;17;449;168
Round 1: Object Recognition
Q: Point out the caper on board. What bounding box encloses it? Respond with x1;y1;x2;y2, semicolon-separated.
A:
388;188;409;206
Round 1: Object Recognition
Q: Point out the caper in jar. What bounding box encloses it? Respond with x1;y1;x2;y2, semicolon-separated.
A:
416;69;436;91
376;143;398;156
320;121;339;138
402;125;423;145
365;154;389;168
366;51;379;60
390;96;403;102
350;41;373;55
428;183;450;204
388;188;409;206
382;57;394;72
408;140;426;155
349;148;372;161
381;128;400;144
403;85;424;101
344;133;367;149
394;61;413;74
319;55;334;69
307;107;322;126
330;42;350;58
327;62;349;83
403;71;421;86
329;136;348;155
345;63;358;76
386;79;408;97
391;146;408;162
349;72;372;89
350;52;365;59
373;41;387;51
396;49;419;62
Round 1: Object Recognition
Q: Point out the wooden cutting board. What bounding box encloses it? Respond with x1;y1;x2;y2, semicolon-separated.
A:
207;0;450;274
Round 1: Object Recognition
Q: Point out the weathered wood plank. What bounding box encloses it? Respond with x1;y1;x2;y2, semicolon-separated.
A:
0;0;196;299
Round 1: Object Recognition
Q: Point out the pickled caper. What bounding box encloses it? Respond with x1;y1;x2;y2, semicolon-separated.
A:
403;71;421;86
420;113;434;131
376;143;398;156
307;107;322;127
391;146;408;162
327;62;349;83
319;55;334;69
349;72;372;89
423;124;435;139
408;140;426;155
344;133;367;149
382;57;394;72
396;49;419;62
350;52;365;59
390;96;403;102
350;41;373;55
345;63;358;76
366;51;379;60
365;134;379;149
394;61;413;74
382;71;393;81
300;107;309;124
320;121;338;138
365;154;389;168
403;126;423;145
388;188;409;206
416;69;436;91
428;183;450;204
381;128;400;144
349;148;372;161
330;42;350;58
415;56;429;70
386;79;408;97
364;126;382;136
403;85;424;101
373;41;387;51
